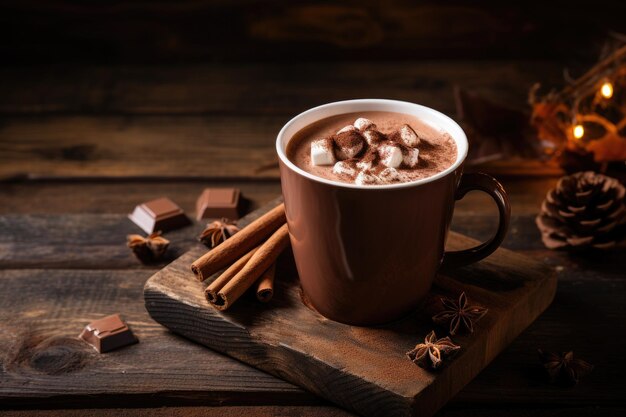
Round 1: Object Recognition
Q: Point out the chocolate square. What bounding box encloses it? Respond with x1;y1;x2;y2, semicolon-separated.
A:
196;188;242;220
79;314;138;353
129;197;190;233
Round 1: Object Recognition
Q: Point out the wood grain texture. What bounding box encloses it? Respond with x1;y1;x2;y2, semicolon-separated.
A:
144;200;558;417
0;180;282;214
0;269;314;409
2;406;624;417
0;62;568;180
0;62;564;116
0;407;355;417
0;116;283;180
4;211;619;271
0;214;623;410
0;263;621;410
0;213;549;270
0;214;204;269
0;112;561;180
0;177;552;215
0;53;622;415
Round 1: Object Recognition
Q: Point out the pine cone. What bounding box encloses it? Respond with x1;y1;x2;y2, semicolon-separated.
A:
536;171;626;250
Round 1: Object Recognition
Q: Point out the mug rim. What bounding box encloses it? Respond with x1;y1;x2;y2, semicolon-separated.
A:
276;99;468;190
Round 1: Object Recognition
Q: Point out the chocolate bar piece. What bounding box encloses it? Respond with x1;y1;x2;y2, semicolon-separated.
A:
196;188;242;220
129;197;190;234
79;314;138;353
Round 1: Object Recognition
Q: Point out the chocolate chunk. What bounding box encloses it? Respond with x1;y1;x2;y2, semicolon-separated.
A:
196;188;242;220
128;197;190;234
79;314;138;353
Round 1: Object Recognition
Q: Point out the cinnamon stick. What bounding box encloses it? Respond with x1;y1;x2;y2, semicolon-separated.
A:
205;245;259;303
191;203;286;281
210;224;289;310
256;263;276;303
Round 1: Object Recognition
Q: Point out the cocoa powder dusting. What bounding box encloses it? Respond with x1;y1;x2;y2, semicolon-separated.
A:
334;131;364;150
334;159;359;180
254;286;432;391
290;321;430;387
365;129;386;144
322;136;334;150
360;148;378;164
287;111;457;185
413;135;456;179
387;130;402;145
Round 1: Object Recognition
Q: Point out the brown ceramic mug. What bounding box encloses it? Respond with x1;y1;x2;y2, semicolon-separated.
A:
277;99;510;326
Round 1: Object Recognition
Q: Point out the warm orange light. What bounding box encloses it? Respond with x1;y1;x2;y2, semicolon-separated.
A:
600;81;613;99
573;124;584;139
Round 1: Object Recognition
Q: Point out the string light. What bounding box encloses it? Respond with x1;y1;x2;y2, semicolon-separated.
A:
600;81;613;99
529;44;626;163
573;124;585;139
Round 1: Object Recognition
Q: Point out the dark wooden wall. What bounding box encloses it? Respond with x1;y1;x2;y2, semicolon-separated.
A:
1;0;624;64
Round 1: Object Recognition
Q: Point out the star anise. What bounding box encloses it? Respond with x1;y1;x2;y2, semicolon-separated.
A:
127;232;170;263
406;330;461;369
432;292;488;335
538;350;594;386
199;218;240;248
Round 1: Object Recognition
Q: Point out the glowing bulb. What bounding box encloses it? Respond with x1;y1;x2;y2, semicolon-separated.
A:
573;124;584;139
600;81;613;99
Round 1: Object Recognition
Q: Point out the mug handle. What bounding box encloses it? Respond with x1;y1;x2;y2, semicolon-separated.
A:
443;172;511;268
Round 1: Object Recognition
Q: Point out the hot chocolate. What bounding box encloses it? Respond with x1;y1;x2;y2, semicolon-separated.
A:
286;111;457;185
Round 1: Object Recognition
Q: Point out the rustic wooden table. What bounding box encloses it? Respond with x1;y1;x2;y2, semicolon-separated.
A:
0;62;624;417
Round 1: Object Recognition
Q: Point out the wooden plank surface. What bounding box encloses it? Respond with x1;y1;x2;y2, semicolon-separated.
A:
0;213;559;269
0;180;282;215
0;61;565;181
0;62;564;116
144;200;559;416
1;58;623;416
145;240;556;416
0;116;283;180
0;177;551;216
0;214;204;269
145;201;556;415
0;265;621;409
0;407;354;417
0;268;312;408
0;212;623;412
0;114;564;180
0;406;621;417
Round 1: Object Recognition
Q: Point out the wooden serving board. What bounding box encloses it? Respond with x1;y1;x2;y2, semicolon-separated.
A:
144;198;556;417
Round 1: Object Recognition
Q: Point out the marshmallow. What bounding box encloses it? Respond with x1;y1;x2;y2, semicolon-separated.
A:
354;118;376;132
334;131;364;160
363;129;385;146
332;161;357;177
356;149;378;171
310;138;335;166
402;147;420;168
337;125;356;134
355;171;379;185
399;124;420;147
378;143;403;168
357;159;373;171
377;167;400;183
